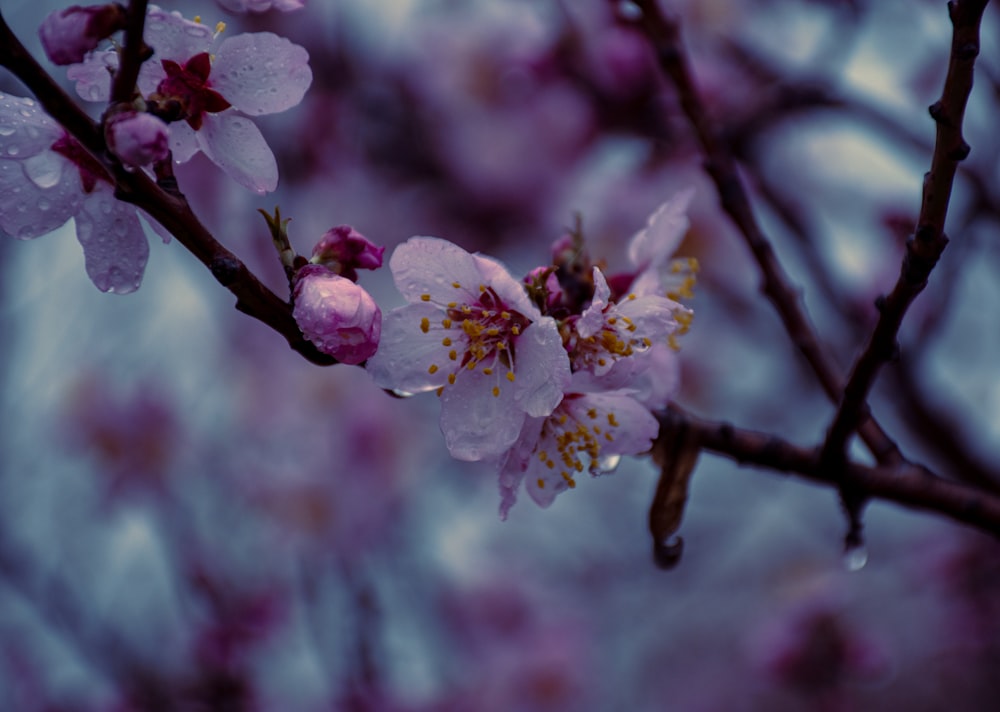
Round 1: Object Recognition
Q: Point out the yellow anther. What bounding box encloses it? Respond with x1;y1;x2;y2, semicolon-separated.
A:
506;372;515;382
537;479;546;489
436;386;444;396
467;361;477;370
487;328;500;336
605;433;614;441
448;373;456;385
538;450;548;461
428;364;439;374
498;342;507;350
442;318;452;328
608;317;617;325
587;408;597;419
546;460;555;469
215;21;226;34
461;305;472;314
421;294;431;302
449;350;457;360
511;325;521;335
420;317;430;333
442;337;452;346
193;15;202;23
479;284;486;292
628;293;637;300
598;358;607;366
501;311;511;320
608;412;619;427
642;337;652;347
566;479;577;489
492;386;500;397
452;281;461;288
483;368;493;375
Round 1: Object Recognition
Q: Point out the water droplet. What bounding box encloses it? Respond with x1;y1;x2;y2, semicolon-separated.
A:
22;152;62;189
6;145;20;156
0;126;14;136
389;389;415;398
594;453;622;474
843;544;868;572
36;197;50;211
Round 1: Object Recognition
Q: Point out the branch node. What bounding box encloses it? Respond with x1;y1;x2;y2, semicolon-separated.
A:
957;42;980;61
950;139;971;161
927;101;947;124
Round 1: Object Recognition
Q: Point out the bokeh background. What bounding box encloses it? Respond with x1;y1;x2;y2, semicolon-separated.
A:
1;0;999;709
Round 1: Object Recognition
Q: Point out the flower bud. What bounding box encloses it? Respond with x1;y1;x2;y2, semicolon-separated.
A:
311;225;385;282
293;265;381;364
39;4;127;66
106;111;170;167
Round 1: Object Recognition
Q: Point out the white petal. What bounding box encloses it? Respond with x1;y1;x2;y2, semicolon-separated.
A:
389;236;487;305
365;303;452;394
512;317;570;417
440;371;525;461
628;188;694;270
198;112;277;194
75;186;149;293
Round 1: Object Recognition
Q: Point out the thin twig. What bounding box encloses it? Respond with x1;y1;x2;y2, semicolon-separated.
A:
0;11;335;366
657;407;1000;537
822;0;989;463
630;0;902;467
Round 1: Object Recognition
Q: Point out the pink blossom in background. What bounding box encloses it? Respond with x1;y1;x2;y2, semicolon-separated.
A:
0;93;157;293
367;236;570;461
37;3;126;65
292;264;381;364
215;0;305;13
67;5;312;193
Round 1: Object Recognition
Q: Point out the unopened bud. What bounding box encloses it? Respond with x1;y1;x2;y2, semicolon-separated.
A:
311;225;384;282
106;111;170;167
293;265;381;364
39;4;127;66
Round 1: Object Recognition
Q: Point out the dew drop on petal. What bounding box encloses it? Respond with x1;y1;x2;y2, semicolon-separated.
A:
22;152;62;189
390;389;416;398
594;453;622;474
5;145;20;157
0;126;14;137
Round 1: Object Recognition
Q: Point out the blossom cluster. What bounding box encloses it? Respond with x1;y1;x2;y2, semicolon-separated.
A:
367;191;696;516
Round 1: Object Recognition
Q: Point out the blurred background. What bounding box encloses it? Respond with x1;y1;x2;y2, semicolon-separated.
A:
1;0;999;709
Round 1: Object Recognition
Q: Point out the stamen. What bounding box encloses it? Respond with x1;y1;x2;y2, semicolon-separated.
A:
448;373;456;385
421;294;431;302
506;372;515;382
428;364;439;374
442;337;452;346
420;318;430;333
492;386;500;397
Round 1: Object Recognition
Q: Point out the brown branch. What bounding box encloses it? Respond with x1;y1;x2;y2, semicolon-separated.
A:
629;0;901;467
0;11;335;366
657;407;1000;537
822;0;989;463
109;0;151;104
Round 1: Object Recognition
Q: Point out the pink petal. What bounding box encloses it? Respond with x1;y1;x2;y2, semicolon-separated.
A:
365;303;452;394
0;154;81;240
627;188;694;270
511;318;570;417
197;112;277;193
211;32;312;116
75;186;149;293
440;371;526;461
389;236;489;305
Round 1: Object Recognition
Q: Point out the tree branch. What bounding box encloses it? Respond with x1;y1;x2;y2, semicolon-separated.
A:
657;406;1000;537
0;10;335;366
822;0;989;463
629;0;902;466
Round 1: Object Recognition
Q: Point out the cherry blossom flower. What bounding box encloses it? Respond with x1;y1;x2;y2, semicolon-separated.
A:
367;236;571;461
67;5;312;193
38;3;127;66
292;264;381;364
0;93;155;293
498;381;660;517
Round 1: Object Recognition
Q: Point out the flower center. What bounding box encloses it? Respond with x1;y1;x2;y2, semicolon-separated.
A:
150;53;232;130
534;397;620;491
421;283;531;397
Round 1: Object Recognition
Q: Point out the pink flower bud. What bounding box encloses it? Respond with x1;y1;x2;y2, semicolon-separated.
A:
293;265;381;364
39;4;127;66
106;111;170;167
311;225;385;282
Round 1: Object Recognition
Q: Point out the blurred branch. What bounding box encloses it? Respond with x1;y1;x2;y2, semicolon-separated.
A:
656;407;1000;537
0;11;336;366
822;0;989;463
109;0;150;104
629;0;902;466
